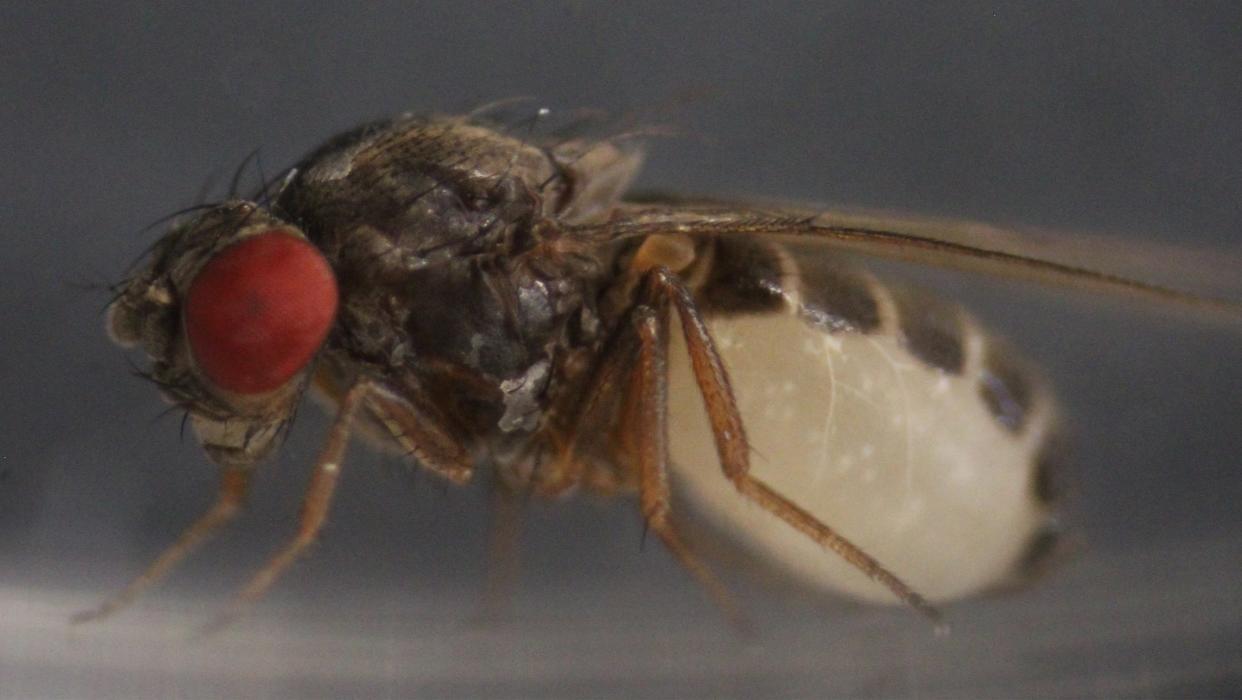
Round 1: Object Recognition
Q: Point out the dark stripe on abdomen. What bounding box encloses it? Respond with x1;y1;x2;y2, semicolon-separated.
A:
889;286;966;374
979;340;1035;433
796;257;882;334
697;236;788;315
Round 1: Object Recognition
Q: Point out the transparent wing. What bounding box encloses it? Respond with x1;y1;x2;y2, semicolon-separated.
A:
572;196;1242;323
802;204;1242;301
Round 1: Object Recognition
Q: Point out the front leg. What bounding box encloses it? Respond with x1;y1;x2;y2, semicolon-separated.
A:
72;467;252;624
204;377;474;632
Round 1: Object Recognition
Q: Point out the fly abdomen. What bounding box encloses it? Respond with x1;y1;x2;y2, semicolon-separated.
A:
667;236;1063;604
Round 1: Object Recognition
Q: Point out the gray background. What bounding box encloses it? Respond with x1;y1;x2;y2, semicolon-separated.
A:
3;2;1241;698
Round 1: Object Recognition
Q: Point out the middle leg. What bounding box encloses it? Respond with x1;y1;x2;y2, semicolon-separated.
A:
625;300;747;629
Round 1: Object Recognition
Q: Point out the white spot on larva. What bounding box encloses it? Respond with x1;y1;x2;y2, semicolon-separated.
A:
323;462;340;473
861;443;875;459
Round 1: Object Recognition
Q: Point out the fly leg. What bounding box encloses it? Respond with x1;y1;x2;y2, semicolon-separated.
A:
539;273;746;625
365;381;474;486
199;379;371;631
71;467;252;624
536;307;645;497
203;378;473;632
475;480;525;623
626;301;750;630
646;266;944;627
368;369;518;624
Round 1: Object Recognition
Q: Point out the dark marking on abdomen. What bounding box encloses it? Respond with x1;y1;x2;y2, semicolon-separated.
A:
889;286;966;374
1006;432;1073;585
979;340;1035;433
697;236;788;316
1032;430;1071;506
796;257;882;333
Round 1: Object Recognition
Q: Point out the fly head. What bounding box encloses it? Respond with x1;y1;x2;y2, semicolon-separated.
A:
108;202;339;467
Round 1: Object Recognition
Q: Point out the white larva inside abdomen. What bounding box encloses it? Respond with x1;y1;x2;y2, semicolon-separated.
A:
667;310;1052;604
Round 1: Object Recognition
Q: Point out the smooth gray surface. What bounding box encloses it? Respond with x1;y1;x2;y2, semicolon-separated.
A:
3;3;1241;698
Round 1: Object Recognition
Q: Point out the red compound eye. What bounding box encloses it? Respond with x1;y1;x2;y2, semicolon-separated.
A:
184;230;338;394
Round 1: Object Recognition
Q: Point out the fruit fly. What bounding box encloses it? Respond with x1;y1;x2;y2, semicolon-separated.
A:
79;108;1240;630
